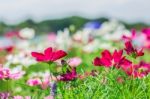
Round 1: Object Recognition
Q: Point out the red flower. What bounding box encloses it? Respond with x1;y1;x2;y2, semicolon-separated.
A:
58;68;77;81
31;47;67;62
93;50;131;68
4;31;19;38
123;61;150;78
124;41;144;58
0;46;14;53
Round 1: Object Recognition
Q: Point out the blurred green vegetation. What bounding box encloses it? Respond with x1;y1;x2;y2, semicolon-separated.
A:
0;16;149;35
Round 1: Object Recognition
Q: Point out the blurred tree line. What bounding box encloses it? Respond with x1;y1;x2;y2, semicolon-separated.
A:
0;16;149;35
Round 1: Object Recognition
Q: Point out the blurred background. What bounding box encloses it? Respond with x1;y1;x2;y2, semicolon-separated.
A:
0;0;150;34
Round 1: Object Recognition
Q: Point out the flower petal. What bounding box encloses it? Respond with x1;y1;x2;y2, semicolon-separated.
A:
31;52;45;61
101;50;112;60
113;50;123;63
44;47;52;60
93;57;102;66
52;50;67;61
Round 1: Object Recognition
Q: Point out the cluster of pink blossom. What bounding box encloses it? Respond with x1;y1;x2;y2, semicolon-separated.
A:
0;66;24;80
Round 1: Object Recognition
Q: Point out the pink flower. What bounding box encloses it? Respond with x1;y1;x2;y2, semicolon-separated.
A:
47;33;57;41
13;96;23;99
31;47;67;62
27;77;50;90
27;78;41;86
124;41;144;58
0;68;10;79
9;71;25;80
122;29;136;41
67;57;82;67
142;28;150;49
44;95;54;99
142;27;150;40
13;96;31;99
0;92;10;99
93;50;131;68
40;78;50;90
0;67;24;80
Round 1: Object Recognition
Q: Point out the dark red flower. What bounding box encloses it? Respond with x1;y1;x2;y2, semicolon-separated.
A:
93;50;131;68
31;47;67;62
59;68;77;81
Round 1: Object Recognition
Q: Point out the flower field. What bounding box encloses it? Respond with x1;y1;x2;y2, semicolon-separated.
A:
0;20;150;99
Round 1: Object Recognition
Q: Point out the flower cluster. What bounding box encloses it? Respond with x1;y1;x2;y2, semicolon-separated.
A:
93;41;150;78
0;67;24;80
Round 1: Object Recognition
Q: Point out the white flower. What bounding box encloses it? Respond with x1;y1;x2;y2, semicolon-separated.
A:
19;28;35;39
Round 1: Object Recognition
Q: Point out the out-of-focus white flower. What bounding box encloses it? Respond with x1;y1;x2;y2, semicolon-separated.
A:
83;40;100;53
19;28;35;39
56;28;72;51
5;52;36;67
73;29;94;44
103;30;130;41
83;40;113;53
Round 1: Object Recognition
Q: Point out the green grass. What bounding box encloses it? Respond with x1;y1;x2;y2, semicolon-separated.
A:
0;48;150;99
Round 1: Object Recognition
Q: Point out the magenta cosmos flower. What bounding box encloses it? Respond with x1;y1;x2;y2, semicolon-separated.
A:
124;41;144;58
93;50;131;68
31;47;67;62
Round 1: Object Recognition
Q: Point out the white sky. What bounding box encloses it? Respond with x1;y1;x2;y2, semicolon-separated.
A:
0;0;150;24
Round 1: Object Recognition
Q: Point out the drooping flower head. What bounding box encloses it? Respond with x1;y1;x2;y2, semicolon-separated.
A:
124;41;144;58
31;47;67;62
